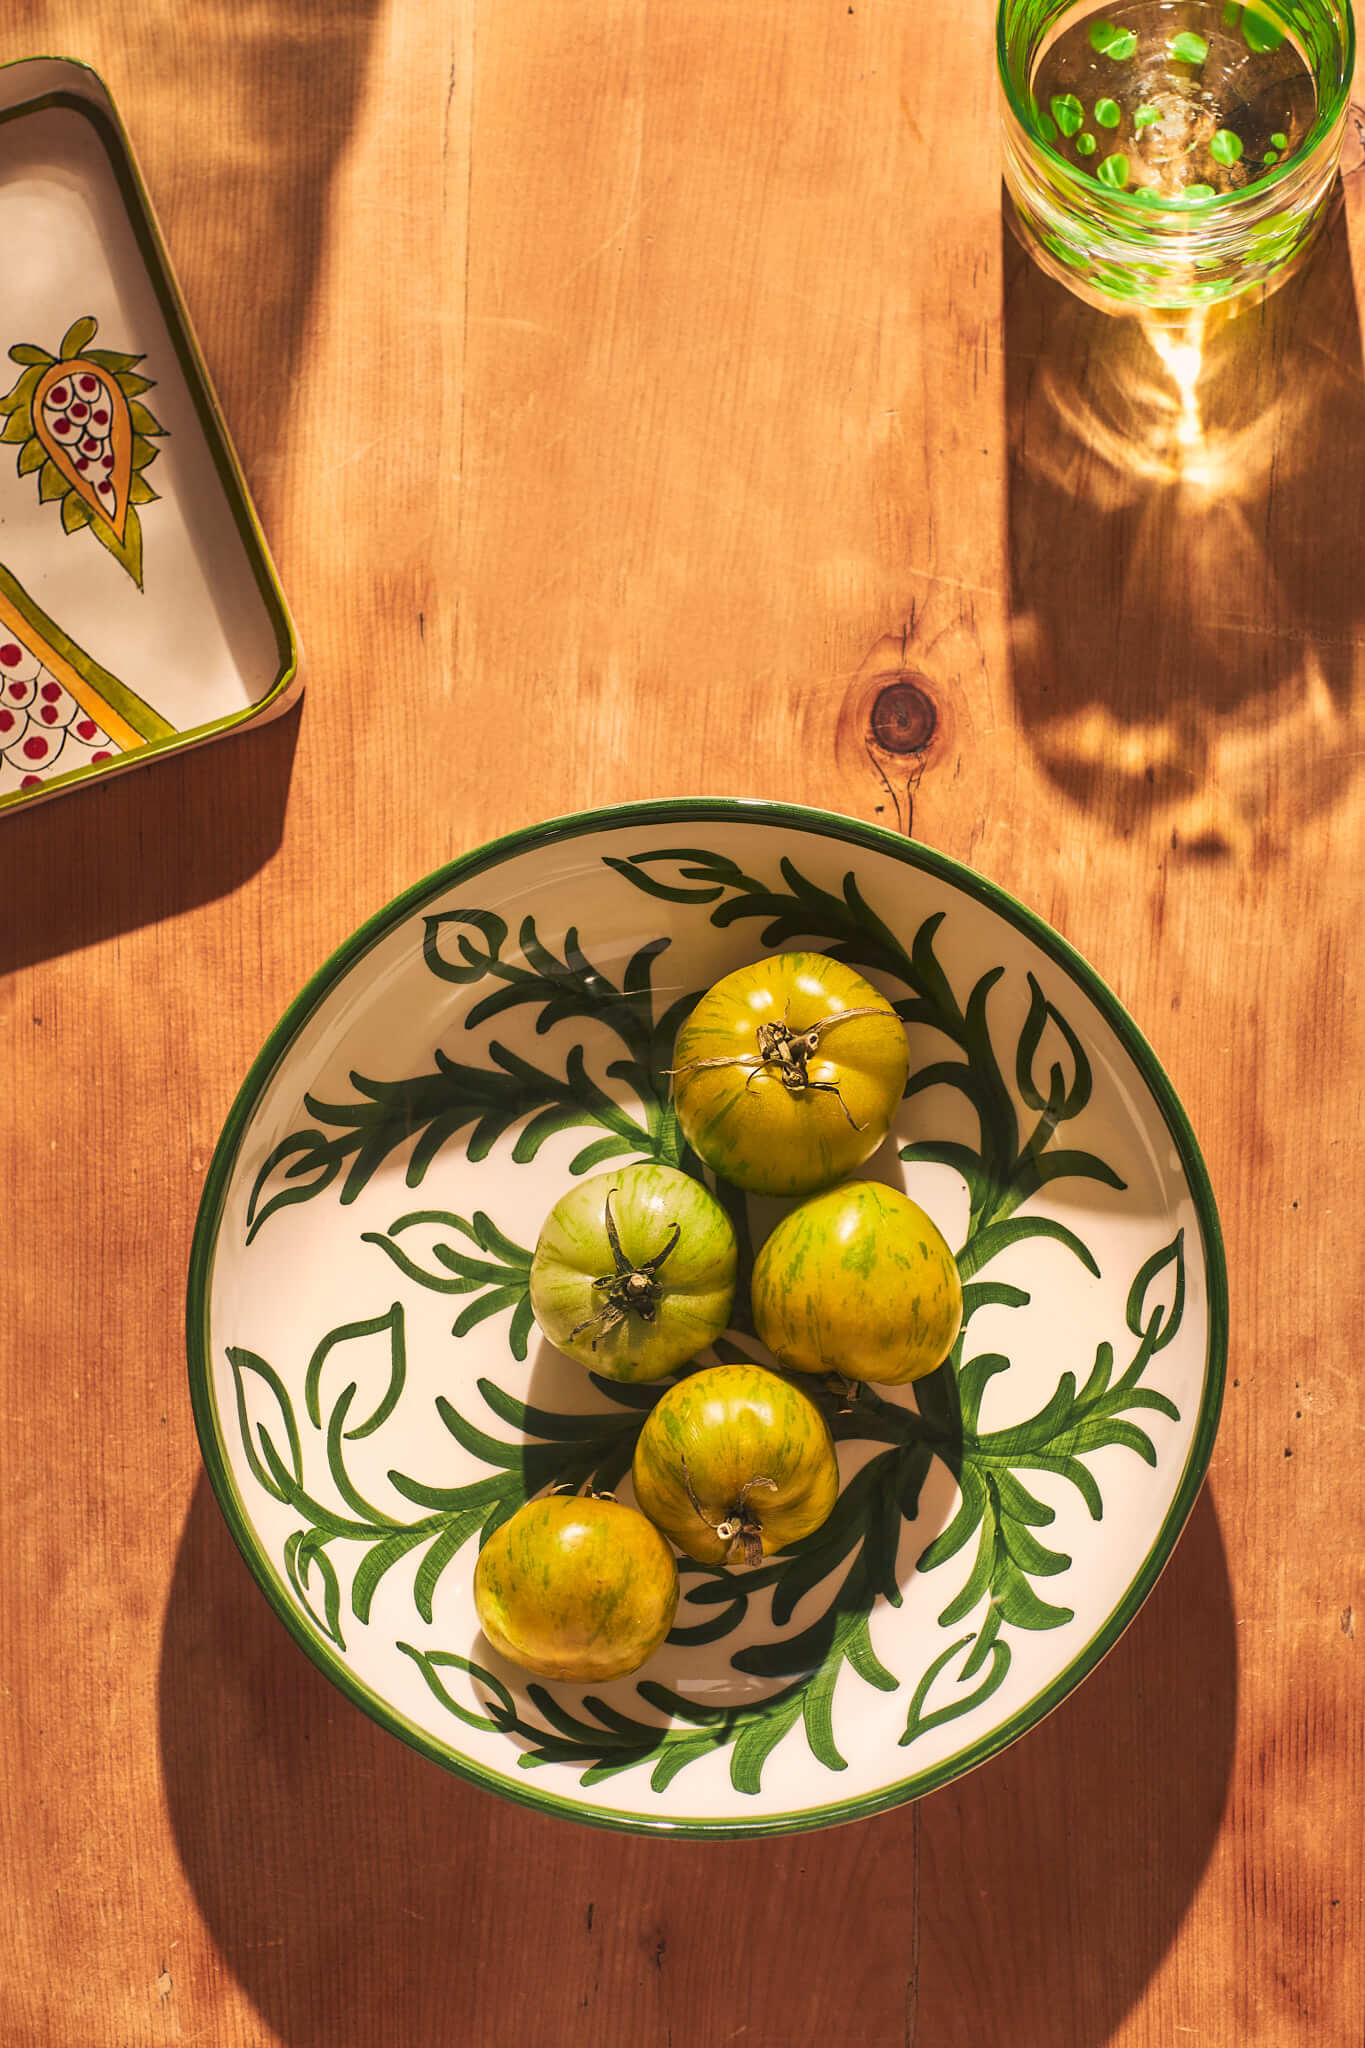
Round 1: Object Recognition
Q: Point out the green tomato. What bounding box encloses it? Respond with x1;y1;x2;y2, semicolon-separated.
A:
751;1180;962;1385
474;1494;679;1682
529;1162;737;1381
670;952;910;1197
632;1361;840;1566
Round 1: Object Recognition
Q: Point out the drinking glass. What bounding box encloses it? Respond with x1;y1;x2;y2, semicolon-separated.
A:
998;0;1355;313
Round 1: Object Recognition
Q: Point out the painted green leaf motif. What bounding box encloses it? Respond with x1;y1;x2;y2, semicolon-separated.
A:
1076;132;1098;157
421;907;509;984
1168;30;1210;61
907;1229;1184;1744
956;1213;1101;1284
304;1301;407;1438
1088;19;1138;58
1211;129;1244;166
1095;97;1121;129
284;1530;346;1648
247;909;694;1243
1016;971;1092;1119
1097;152;1131;188
1051;93;1085;137
1134;104;1161;130
228;1347;304;1507
1126;1229;1186;1353
900;1632;1012;1745
245;1040;655;1242
395;1645;516;1733
1184;182;1217;199
390;1377;652;1542
362;1209;535;1359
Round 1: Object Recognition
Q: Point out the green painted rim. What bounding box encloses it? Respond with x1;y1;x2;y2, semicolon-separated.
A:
186;798;1229;1837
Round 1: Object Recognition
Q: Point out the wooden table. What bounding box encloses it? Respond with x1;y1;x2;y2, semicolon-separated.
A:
3;3;1362;2042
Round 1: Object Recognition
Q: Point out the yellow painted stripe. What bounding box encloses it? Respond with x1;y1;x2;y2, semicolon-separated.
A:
0;585;145;754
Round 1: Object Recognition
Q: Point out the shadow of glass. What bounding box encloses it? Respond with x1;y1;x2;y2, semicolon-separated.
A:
0;699;299;975
910;1481;1236;2042
1005;184;1365;857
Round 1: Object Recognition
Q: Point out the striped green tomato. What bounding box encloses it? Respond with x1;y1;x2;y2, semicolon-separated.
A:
751;1180;962;1385
631;1361;839;1566
670;952;910;1196
529;1162;737;1381
473;1494;679;1682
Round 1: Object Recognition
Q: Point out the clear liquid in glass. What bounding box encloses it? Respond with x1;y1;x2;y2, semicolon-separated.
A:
1030;0;1318;198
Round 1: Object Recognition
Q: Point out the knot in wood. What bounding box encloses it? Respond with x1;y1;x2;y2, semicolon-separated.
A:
870;675;937;756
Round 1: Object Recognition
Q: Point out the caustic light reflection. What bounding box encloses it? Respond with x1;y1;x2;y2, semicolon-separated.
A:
1011;299;1364;851
1025;308;1294;503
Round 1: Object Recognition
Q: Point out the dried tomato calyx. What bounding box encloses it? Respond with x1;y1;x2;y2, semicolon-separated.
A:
682;1461;776;1567
569;1188;682;1347
671;1004;891;1126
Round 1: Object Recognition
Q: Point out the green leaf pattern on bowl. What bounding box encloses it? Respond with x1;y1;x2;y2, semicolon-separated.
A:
227;843;1192;1804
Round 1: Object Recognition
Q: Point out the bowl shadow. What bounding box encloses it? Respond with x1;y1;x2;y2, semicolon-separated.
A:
158;1468;1234;2047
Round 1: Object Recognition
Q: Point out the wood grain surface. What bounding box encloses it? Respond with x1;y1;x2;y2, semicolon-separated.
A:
2;3;1362;2043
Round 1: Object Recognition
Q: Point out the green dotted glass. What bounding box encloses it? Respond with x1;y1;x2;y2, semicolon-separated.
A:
998;0;1355;313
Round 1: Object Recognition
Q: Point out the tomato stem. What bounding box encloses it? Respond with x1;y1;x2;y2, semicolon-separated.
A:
670;1004;893;1130
569;1186;682;1347
682;1458;776;1567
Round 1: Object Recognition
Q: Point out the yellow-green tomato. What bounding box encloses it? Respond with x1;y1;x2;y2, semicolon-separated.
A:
670;952;910;1197
632;1361;839;1567
473;1494;679;1683
751;1180;963;1385
529;1162;737;1381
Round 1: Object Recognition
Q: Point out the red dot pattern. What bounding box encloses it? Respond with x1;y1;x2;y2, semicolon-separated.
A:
40;363;117;494
0;621;120;796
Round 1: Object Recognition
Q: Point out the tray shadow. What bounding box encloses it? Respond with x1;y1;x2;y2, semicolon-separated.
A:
0;698;300;974
1004;183;1365;857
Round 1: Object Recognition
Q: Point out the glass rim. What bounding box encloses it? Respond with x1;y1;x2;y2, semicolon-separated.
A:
995;0;1357;215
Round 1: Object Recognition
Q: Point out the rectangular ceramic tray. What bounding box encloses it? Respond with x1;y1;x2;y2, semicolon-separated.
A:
0;56;298;810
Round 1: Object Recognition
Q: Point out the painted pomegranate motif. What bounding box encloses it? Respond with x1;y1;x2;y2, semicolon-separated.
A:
0;316;166;586
0;561;174;801
35;360;131;531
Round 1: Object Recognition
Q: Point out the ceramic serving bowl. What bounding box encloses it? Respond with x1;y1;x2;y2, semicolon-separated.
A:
187;799;1226;1837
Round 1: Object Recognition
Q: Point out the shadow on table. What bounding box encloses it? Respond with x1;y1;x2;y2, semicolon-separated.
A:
159;1471;1234;2047
910;1480;1237;2042
0;700;300;975
93;0;388;519
1004;185;1365;856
